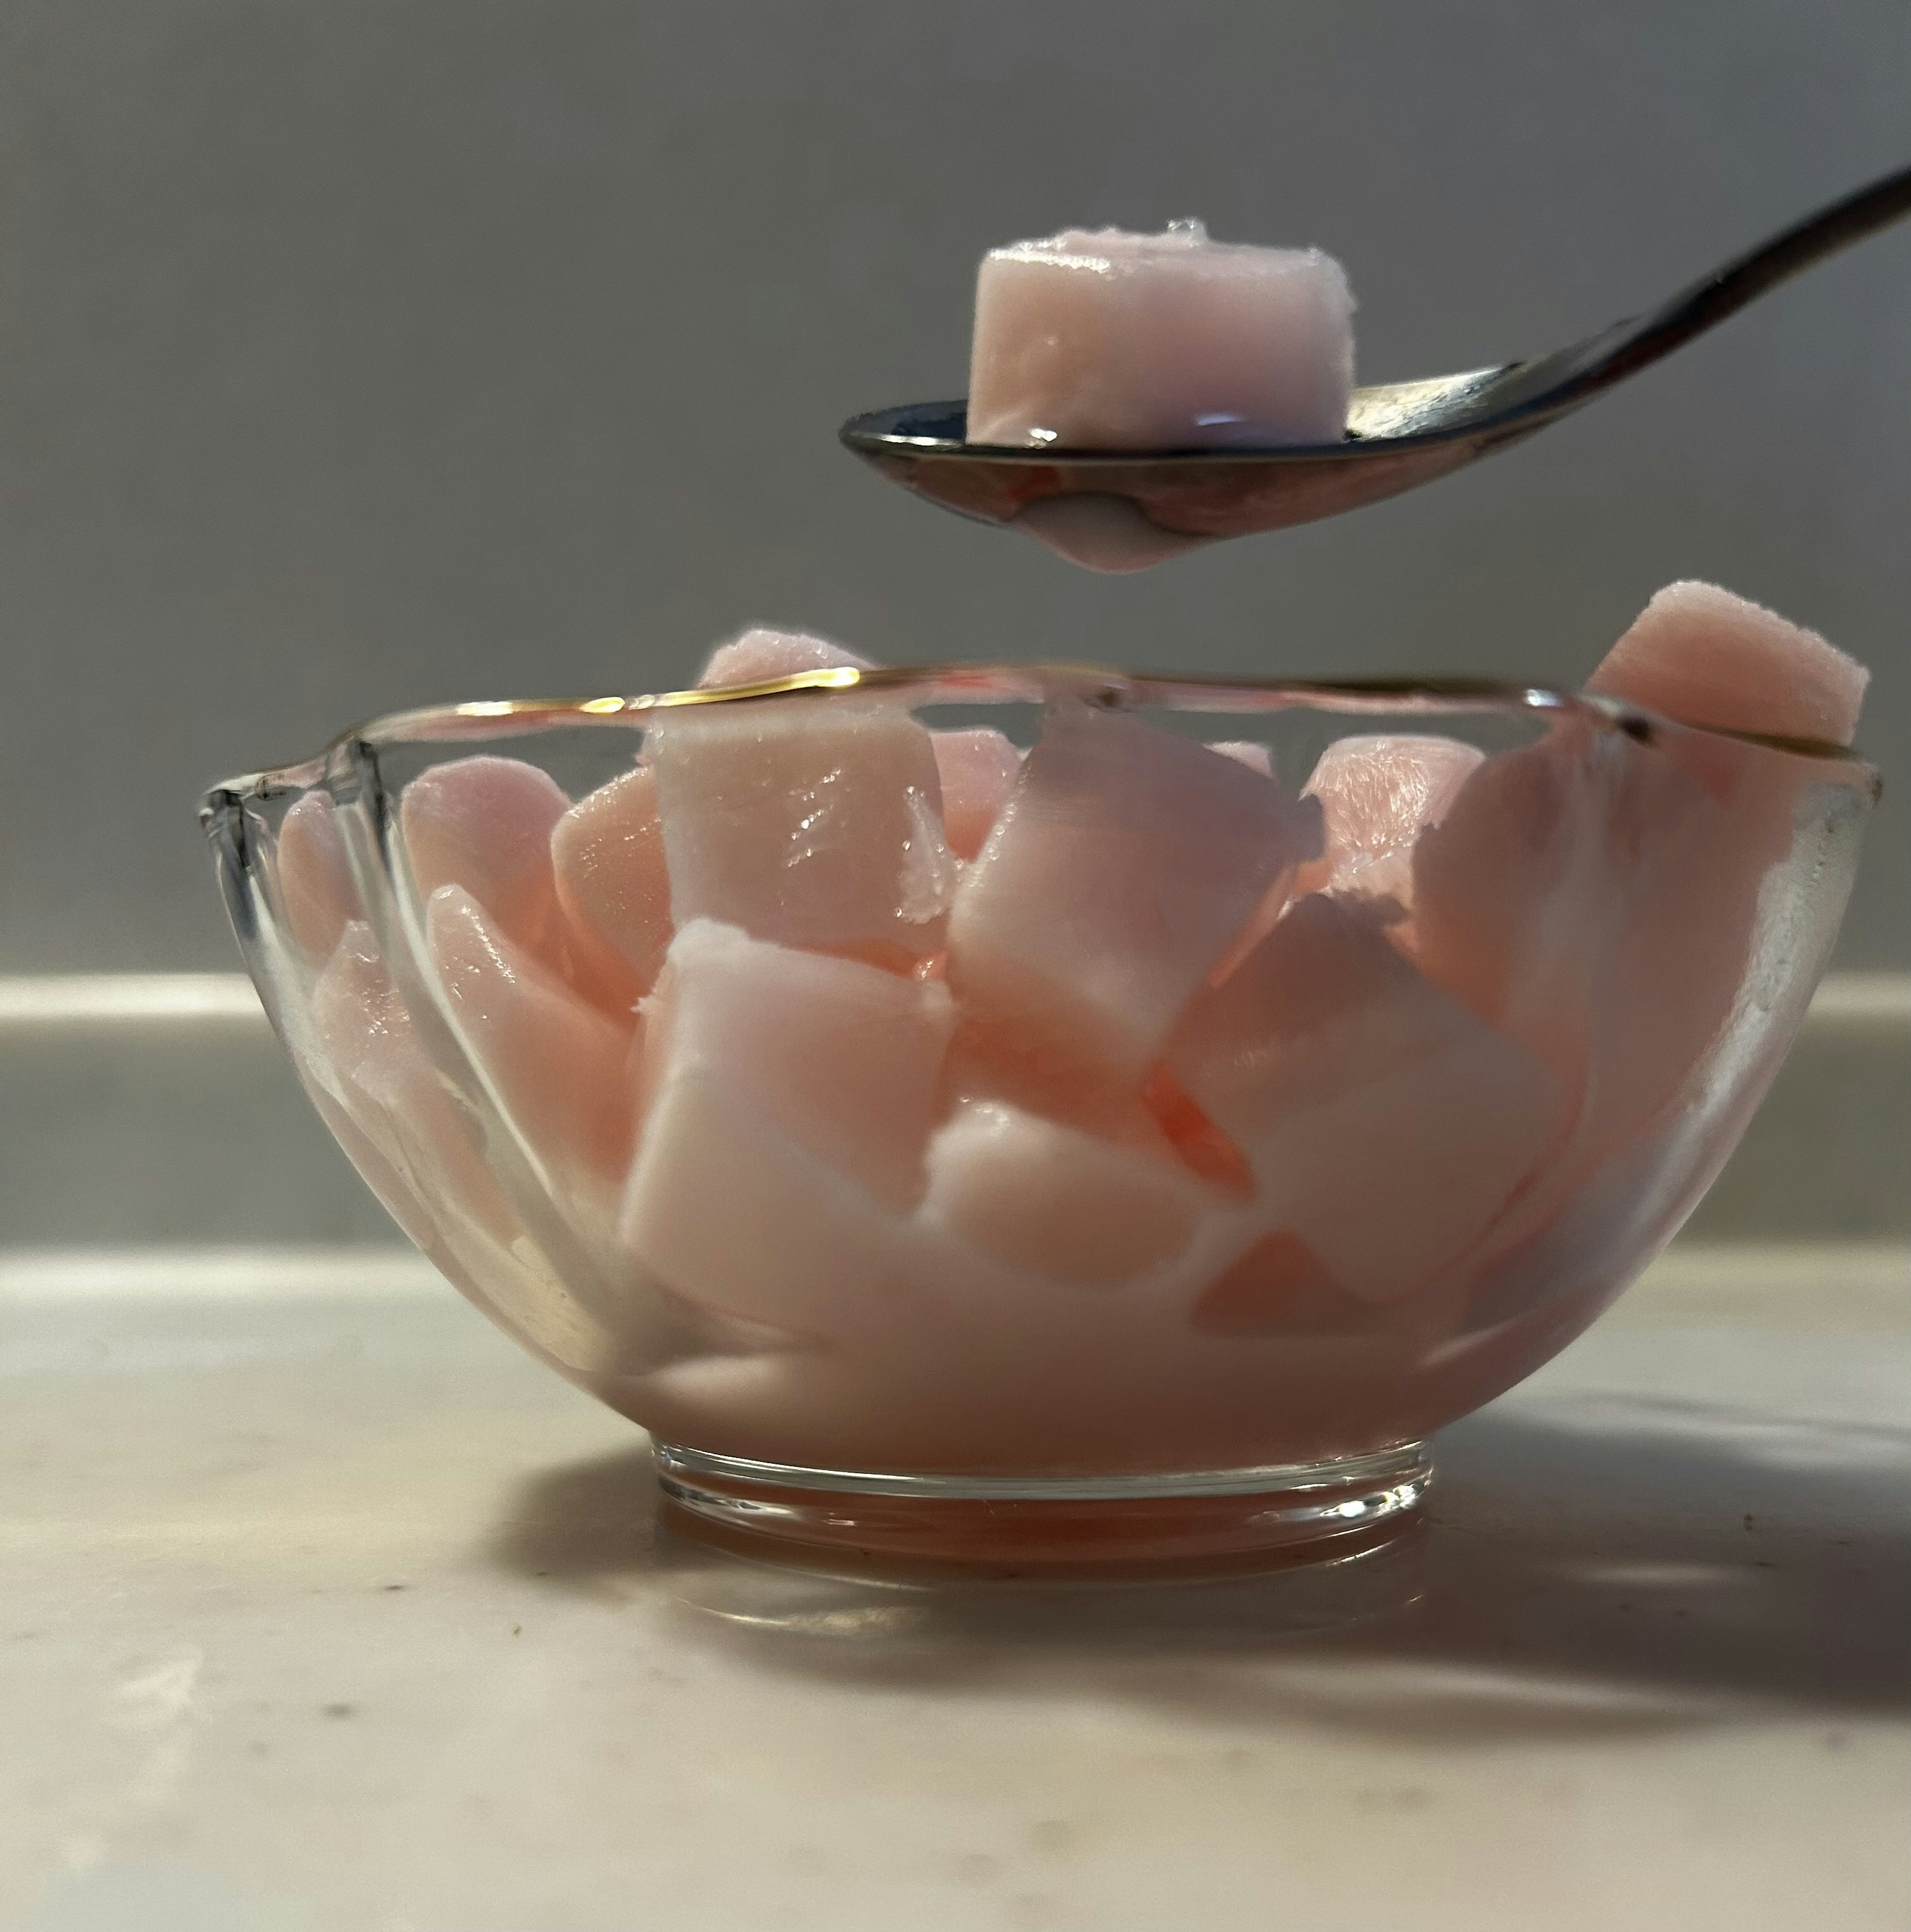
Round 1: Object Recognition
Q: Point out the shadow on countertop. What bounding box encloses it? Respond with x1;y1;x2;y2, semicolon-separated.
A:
485;1392;1910;1743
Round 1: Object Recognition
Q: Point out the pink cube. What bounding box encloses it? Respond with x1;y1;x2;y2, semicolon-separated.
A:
948;704;1321;1095
276;792;362;965
638;920;955;1207
399;756;570;965
968;220;1355;450
1412;579;1873;1216
1169;895;1565;1302
1294;733;1484;911
551;763;674;1011
1588;580;1868;748
426;884;639;1199
645;697;956;970
697;626;873;690
924;1098;1211;1287
932;727;1024;861
619;1073;924;1343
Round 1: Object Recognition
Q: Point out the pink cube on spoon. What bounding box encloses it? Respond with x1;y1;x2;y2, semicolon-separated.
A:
964;219;1356;570
967;220;1355;452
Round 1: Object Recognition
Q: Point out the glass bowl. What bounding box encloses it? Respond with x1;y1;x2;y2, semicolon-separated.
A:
201;666;1875;1577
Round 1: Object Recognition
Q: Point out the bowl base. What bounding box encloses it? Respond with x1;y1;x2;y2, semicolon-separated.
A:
652;1440;1432;1582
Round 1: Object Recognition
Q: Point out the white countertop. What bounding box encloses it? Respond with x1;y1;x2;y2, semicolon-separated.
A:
3;1243;1906;1932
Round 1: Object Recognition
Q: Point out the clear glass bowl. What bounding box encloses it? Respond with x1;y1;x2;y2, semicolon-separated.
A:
202;666;1875;1577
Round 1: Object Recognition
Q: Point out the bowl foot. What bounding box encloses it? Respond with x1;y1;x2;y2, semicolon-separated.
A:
652;1440;1431;1582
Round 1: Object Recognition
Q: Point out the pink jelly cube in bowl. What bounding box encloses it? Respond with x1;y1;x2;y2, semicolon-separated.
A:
202;620;1875;1577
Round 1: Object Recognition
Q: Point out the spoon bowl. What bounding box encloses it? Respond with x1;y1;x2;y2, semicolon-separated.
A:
841;164;1911;568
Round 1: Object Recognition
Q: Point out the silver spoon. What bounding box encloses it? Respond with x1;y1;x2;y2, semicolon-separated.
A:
840;162;1911;571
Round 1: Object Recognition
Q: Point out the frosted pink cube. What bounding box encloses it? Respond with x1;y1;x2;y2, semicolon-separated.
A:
1408;708;1812;1220
1422;580;1870;1186
638;919;955;1206
645;697;955;969
1589;581;1868;747
1581;578;1867;913
1415;578;1869;1158
968;221;1355;450
948;704;1321;1093
697;626;873;690
1294;733;1484;910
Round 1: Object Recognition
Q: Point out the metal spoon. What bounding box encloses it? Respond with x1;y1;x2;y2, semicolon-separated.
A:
840;162;1911;571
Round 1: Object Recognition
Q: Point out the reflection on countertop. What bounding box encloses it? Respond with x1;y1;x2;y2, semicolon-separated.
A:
1;1240;1905;1932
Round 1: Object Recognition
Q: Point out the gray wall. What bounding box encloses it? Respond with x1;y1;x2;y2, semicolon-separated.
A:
2;1;1906;972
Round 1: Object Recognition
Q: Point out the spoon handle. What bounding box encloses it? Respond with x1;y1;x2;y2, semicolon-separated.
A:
1532;161;1911;409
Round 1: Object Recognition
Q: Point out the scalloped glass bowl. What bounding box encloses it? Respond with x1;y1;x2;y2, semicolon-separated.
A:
203;667;1874;1577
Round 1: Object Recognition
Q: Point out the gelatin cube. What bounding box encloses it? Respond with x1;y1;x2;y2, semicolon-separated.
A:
696;626;873;689
1589;580;1868;748
923;1099;1209;1286
1493;581;1870;1168
1295;733;1484;906
968;221;1355;450
620;1072;920;1340
551;763;673;1009
948;703;1321;1093
640;919;955;1207
399;756;570;960
646;697;955;966
277;792;362;965
1169;895;1564;1302
426;885;638;1194
932;727;1024;861
937;1014;1186;1172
